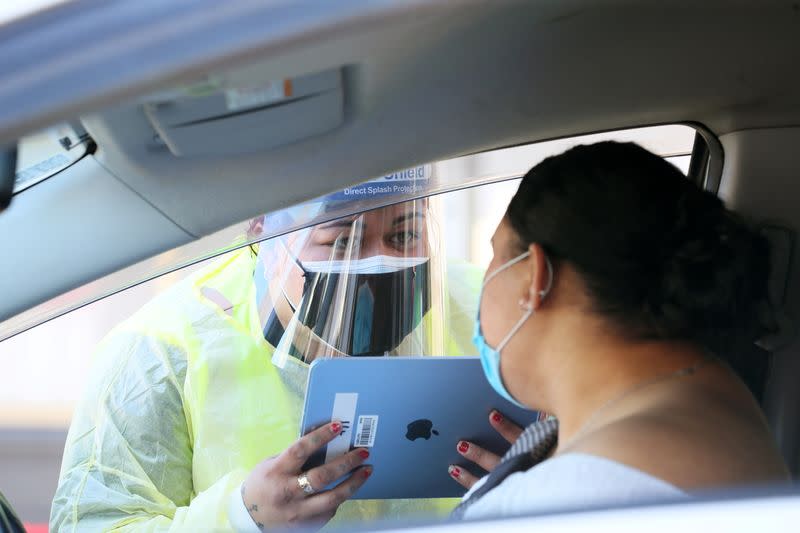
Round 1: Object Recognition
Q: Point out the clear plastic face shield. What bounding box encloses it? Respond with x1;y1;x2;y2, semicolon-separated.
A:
256;197;448;367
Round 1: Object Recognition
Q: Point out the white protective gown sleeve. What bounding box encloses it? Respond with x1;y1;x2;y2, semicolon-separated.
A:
50;331;248;532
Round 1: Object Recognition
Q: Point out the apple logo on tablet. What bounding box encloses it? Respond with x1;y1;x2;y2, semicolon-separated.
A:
406;419;440;441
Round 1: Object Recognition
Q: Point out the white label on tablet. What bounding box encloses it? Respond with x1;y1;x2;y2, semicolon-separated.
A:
326;393;358;463
354;416;379;448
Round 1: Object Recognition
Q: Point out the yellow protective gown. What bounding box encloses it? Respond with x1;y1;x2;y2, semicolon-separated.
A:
50;247;481;532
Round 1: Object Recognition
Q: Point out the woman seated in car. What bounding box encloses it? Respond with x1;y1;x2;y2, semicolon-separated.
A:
449;141;789;520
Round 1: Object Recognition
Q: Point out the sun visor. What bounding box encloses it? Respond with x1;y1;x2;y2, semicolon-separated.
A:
142;68;343;157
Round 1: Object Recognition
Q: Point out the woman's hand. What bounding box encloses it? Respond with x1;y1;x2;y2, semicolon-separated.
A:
242;421;372;530
448;410;523;490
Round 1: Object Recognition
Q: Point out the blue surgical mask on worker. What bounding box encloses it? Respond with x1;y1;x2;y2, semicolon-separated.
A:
473;250;552;408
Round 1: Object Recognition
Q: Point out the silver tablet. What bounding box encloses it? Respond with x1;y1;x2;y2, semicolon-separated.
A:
300;356;541;499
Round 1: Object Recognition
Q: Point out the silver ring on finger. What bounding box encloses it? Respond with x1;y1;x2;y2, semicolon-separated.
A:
297;473;316;496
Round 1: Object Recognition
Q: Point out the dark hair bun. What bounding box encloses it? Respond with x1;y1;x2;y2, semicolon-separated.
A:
507;141;772;358
649;186;771;349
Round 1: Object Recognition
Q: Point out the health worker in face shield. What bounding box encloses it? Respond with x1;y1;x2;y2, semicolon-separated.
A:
261;199;448;364
50;192;482;532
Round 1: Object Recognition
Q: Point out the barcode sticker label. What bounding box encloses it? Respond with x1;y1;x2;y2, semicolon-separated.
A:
354;416;379;447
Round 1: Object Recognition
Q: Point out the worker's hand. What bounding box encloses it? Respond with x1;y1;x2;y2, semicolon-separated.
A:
242;421;372;530
448;410;523;490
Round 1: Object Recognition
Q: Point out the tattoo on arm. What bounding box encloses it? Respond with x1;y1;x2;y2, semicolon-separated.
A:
242;483;260;520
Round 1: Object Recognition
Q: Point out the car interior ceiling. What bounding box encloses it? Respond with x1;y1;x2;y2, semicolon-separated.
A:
0;0;800;485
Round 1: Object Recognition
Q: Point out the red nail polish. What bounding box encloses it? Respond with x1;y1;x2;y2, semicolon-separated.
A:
358;449;370;460
331;422;342;434
491;412;503;423
362;468;372;479
458;441;469;454
449;466;461;478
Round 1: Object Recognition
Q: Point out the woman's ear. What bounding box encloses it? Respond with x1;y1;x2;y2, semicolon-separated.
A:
527;243;549;310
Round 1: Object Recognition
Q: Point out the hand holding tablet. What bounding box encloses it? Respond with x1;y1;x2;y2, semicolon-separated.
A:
241;421;372;530
448;409;525;489
299;356;540;499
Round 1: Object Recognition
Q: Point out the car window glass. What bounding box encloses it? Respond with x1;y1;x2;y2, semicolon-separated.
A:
0;124;695;527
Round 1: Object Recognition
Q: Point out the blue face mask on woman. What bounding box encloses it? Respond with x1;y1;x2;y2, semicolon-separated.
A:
473;250;552;408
